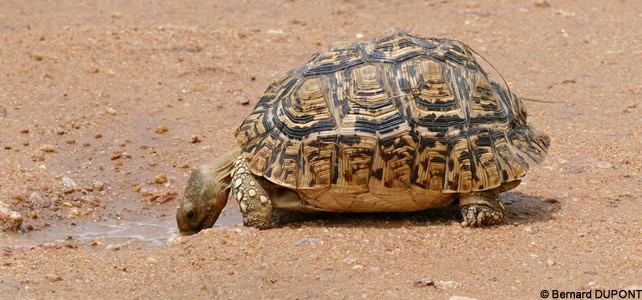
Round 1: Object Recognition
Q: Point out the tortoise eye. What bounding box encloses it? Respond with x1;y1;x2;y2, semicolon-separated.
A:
186;210;195;219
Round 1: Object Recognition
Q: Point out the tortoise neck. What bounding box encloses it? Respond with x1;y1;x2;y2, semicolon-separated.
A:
202;148;243;191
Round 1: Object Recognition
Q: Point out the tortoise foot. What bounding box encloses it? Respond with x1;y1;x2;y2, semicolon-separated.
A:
459;189;506;227
230;156;273;229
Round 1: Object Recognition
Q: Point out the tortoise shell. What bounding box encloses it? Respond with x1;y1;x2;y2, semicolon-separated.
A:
235;29;549;204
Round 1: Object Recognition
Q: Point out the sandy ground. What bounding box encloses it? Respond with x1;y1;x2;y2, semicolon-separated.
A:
0;0;641;299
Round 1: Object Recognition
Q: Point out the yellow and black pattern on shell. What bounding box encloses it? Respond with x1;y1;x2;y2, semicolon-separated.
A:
235;29;549;194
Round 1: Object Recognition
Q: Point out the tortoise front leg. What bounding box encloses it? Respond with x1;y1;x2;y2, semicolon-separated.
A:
459;188;506;227
230;156;273;229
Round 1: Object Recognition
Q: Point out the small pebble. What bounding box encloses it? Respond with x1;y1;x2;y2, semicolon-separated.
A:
105;107;117;115
31;52;45;61
93;181;105;191
67;208;80;218
190;135;201;143
0;202;23;232
39;144;56;153
95;133;103;139
62;176;77;189
45;274;63;282
28;192;50;208
238;99;250;105
31;152;45;161
19;128;29;134
547;259;556;266
155;124;169;133
62;177;77;194
111;152;122;160
105;244;121;251
154;174;167;184
435;280;460;289
413;278;435;287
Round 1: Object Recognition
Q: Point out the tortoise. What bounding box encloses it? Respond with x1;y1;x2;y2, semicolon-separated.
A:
176;28;550;232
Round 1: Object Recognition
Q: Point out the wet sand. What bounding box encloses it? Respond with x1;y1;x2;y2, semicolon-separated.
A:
1;0;641;299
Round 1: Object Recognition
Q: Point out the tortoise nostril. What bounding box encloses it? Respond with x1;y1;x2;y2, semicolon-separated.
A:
186;210;195;219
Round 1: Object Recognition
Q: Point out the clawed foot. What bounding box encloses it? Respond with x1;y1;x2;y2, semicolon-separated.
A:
459;189;506;227
460;204;504;227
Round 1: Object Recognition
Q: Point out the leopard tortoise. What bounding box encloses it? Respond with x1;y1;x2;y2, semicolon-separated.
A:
176;28;550;232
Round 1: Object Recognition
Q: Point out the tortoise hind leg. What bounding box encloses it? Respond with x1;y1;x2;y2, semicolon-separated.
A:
230;156;273;229
459;188;506;227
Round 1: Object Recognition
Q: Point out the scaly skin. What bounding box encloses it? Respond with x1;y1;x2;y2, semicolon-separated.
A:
229;156;273;229
459;188;506;227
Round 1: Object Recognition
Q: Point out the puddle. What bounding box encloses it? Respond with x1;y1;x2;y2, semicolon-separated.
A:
24;217;178;247
20;202;243;247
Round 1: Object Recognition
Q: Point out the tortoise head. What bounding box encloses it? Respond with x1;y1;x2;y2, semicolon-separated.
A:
176;149;241;233
530;126;551;152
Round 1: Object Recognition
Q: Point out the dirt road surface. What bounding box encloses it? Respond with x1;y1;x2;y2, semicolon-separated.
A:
1;0;641;299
